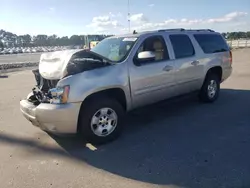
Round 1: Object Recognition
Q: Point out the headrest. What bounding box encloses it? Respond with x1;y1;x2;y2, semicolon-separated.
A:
153;41;163;50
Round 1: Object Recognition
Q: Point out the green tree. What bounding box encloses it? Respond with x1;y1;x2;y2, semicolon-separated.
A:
57;36;69;46
246;31;250;39
0;29;112;47
69;35;82;45
33;35;48;46
0;41;4;50
18;34;31;47
47;34;58;46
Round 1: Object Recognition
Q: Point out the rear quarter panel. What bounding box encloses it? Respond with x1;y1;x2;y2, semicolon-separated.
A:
203;51;231;79
195;51;231;83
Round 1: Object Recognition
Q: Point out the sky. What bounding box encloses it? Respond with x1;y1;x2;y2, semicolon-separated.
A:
1;0;250;36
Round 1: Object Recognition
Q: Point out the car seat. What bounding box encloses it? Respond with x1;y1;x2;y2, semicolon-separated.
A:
153;41;164;60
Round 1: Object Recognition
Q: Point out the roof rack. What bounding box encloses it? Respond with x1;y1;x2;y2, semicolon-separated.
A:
186;29;215;32
158;28;185;32
157;28;215;32
133;30;137;34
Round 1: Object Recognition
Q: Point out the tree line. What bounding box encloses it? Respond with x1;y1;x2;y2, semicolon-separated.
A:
221;31;250;40
1;29;250;48
0;29;112;48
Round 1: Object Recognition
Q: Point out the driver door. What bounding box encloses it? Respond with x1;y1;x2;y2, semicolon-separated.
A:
129;35;176;109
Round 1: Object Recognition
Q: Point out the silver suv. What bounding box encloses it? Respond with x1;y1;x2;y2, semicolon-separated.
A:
20;28;232;144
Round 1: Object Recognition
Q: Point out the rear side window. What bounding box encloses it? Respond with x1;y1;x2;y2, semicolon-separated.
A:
194;34;229;54
169;34;195;59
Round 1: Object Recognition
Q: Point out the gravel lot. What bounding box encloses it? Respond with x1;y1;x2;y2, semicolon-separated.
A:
0;49;250;188
0;53;42;64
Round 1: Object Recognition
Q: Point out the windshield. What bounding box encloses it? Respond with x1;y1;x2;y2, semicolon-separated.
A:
90;37;138;62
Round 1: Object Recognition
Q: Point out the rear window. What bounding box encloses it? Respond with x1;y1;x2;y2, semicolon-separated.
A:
194;34;229;54
169;34;195;59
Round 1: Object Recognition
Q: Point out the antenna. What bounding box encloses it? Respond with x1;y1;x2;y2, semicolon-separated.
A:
127;0;131;32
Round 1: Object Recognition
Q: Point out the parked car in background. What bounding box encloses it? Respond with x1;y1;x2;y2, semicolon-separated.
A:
0;46;70;55
20;28;232;144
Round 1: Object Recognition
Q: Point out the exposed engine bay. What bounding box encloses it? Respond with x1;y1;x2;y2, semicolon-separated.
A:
27;69;58;105
28;49;111;106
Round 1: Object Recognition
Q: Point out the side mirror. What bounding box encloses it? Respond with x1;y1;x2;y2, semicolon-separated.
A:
137;51;155;62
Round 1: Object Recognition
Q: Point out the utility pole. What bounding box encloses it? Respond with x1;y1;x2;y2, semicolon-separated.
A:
127;0;131;33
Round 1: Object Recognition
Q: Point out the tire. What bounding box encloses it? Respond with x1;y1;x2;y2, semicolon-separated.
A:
78;97;125;145
199;73;220;103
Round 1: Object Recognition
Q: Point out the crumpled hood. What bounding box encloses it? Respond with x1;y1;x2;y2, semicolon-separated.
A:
39;49;83;80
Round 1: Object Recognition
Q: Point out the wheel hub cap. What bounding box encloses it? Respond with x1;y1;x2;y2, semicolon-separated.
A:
207;80;217;98
91;108;118;137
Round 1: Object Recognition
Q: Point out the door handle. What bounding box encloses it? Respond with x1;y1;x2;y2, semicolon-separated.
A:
191;60;200;66
163;65;173;72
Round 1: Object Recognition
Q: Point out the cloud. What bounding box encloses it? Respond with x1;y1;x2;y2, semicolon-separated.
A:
86;11;248;34
87;14;123;33
130;13;149;24
129;11;248;31
148;4;155;7
206;11;247;23
92;16;110;23
109;12;123;17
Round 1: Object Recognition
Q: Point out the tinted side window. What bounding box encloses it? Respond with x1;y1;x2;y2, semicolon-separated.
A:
169;34;195;59
194;34;229;54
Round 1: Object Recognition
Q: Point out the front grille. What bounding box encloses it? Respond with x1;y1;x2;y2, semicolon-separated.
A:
32;69;59;92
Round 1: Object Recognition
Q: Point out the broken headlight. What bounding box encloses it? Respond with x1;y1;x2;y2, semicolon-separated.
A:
49;85;70;104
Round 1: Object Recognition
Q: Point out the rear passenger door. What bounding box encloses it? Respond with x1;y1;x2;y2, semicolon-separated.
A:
169;34;204;95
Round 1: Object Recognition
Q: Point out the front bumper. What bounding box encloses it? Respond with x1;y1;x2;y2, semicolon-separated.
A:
20;100;81;134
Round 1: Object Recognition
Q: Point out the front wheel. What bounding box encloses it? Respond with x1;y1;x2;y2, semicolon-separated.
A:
199;73;220;103
78;97;125;145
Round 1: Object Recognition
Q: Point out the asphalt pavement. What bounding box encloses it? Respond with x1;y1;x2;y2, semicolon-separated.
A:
0;53;42;64
0;49;250;188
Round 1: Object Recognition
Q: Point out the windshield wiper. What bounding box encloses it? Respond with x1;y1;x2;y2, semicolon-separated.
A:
73;57;102;63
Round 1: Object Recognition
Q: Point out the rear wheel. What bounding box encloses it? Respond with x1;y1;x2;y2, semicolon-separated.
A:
78;97;125;145
199;73;220;103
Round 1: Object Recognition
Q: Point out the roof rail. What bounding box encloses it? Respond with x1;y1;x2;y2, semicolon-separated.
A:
186;29;215;32
158;28;185;32
199;29;215;32
133;30;137;34
158;28;215;32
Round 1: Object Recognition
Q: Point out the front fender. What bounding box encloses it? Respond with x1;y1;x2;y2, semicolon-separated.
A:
57;63;132;109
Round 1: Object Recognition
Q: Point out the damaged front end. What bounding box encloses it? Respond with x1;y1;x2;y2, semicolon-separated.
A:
28;69;60;105
28;49;111;106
